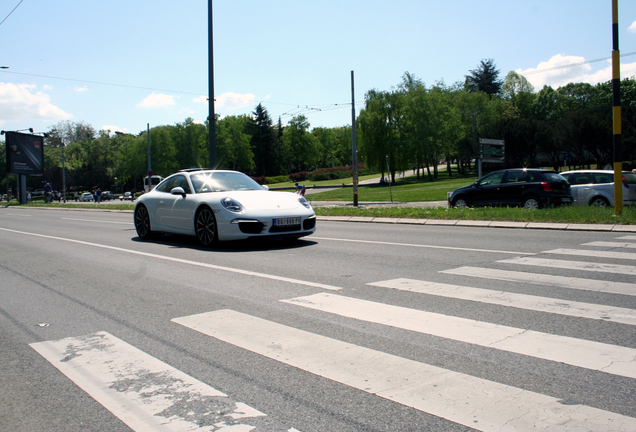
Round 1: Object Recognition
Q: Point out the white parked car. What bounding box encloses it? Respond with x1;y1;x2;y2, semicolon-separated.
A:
560;170;636;207
80;192;94;202
133;169;316;245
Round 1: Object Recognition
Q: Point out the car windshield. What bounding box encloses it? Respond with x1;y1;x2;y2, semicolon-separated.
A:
542;172;567;182
190;171;263;193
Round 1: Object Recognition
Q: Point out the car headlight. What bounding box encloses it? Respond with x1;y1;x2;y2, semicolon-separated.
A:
298;196;312;209
221;197;243;213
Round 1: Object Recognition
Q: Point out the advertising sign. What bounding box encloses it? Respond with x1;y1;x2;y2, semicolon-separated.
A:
5;131;44;175
479;138;505;163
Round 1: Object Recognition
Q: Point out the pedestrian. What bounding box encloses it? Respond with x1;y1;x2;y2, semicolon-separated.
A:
96;188;102;203
295;183;306;196
27;192;31;202
44;182;52;203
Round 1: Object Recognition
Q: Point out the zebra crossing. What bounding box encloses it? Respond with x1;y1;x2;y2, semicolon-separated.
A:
31;235;636;431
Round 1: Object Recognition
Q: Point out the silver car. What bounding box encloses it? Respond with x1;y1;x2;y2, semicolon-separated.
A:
560;170;636;207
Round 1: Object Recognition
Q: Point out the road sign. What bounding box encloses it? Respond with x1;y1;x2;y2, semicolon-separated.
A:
479;138;505;163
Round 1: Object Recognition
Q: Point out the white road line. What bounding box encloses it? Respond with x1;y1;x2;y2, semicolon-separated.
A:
440;267;636;296
0;227;341;291
617;236;636;240
62;217;133;225
367;278;636;325
173;309;636;432
583;241;636;249
498;257;636;276
543;248;636;260
30;331;276;432
281;293;636;379
311;236;535;255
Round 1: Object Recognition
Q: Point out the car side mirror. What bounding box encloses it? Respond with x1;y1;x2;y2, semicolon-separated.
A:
261;185;269;191
170;187;186;197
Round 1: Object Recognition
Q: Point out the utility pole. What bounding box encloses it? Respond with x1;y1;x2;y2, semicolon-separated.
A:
351;71;358;206
208;0;217;168
612;0;623;215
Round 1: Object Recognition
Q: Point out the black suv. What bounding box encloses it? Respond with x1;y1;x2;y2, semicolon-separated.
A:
448;169;572;209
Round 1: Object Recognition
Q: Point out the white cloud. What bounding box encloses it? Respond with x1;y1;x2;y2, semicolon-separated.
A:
0;82;71;127
192;95;208;104
517;54;636;90
137;92;178;108
629;21;636;33
101;125;127;135
74;86;89;92
215;92;256;110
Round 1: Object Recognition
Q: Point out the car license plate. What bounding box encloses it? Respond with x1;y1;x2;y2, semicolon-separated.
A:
273;217;300;227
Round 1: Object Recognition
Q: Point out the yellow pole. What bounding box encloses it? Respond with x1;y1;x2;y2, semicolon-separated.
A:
612;0;623;215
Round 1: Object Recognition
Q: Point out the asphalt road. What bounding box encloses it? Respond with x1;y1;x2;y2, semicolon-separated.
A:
1;207;636;431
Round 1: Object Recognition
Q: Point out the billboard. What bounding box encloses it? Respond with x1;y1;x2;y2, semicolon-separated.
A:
479;138;505;163
5;131;44;175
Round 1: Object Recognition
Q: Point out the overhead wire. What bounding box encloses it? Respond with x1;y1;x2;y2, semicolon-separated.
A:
0;0;24;27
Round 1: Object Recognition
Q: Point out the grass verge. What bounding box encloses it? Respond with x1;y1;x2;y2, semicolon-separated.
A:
314;205;636;225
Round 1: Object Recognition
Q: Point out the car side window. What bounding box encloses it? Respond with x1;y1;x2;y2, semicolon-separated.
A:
478;172;504;186
593;174;612;184
171;175;192;194
504;171;527;183
155;177;175;193
569;173;591;185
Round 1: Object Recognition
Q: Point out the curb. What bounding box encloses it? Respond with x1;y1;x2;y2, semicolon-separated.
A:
316;215;636;232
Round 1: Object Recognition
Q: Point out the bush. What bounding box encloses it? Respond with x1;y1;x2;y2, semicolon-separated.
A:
250;176;267;185
289;172;308;182
267;175;290;184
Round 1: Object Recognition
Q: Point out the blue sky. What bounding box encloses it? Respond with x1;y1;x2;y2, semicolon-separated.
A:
2;0;636;138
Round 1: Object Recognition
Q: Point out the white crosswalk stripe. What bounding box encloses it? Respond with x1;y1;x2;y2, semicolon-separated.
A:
440;266;636;296
543;248;636;260
498;256;636;276
583;241;636;248
30;332;299;432
367;278;636;325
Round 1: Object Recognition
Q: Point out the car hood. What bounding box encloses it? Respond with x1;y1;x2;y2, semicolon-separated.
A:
223;191;303;210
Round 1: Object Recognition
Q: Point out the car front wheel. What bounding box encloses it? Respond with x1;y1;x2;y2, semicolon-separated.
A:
521;196;542;210
453;196;469;208
134;204;154;239
195;206;218;246
590;197;609;207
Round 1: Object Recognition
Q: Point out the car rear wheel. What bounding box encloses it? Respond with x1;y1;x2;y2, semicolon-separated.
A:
196;206;218;246
134;204;154;240
590;197;609;207
453;196;469;208
522;196;542;210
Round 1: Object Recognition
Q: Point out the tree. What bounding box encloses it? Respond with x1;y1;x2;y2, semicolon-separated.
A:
465;59;503;97
283;115;321;171
249;103;276;176
216;115;254;172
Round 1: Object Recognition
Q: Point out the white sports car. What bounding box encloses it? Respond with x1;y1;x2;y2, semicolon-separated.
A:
133;169;316;245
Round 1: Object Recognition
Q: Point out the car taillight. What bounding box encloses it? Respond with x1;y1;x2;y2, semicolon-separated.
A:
541;182;553;192
622;177;629;188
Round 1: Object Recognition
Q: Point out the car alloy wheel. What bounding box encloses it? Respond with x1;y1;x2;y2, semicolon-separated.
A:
522;196;541;210
453;197;468;208
135;205;152;239
590;197;609;207
196;207;217;246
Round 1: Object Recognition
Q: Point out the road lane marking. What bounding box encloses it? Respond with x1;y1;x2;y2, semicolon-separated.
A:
30;331;288;432
281;293;636;379
583;241;636;249
62;217;133;225
543;248;636;260
173;309;636;432
440;267;636;296
367;278;636;325
617;236;636;240
0;227;341;291
311;236;535;255
498;257;636;276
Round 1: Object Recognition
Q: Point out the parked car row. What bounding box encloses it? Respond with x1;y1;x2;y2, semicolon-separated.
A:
448;168;636;209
